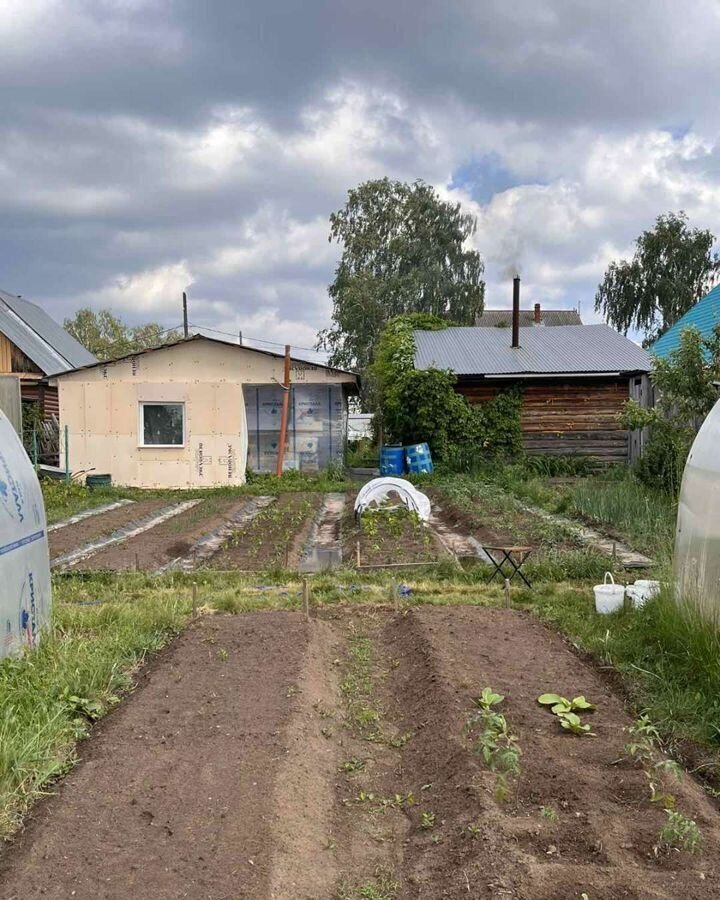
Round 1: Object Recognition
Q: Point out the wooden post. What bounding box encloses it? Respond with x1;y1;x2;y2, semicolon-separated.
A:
392;583;399;613
355;540;361;568
504;578;511;609
612;541;617;567
192;582;198;616
64;424;70;484
285;541;290;569
303;578;310;620
276;344;292;476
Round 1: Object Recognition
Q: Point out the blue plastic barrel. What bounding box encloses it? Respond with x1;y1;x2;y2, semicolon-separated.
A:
405;442;433;474
380;446;406;476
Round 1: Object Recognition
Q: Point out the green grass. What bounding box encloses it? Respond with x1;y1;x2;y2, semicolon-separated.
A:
0;590;189;835
496;468;677;561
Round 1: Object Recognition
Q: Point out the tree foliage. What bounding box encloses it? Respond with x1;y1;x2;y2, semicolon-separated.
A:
595;212;720;345
622;325;720;492
64;309;183;361
371;314;522;464
318;178;485;385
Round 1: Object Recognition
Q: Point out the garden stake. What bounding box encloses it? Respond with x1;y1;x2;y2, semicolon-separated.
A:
356;540;361;567
135;552;139;573
192;582;198;616
504;578;511;609
303;578;310;620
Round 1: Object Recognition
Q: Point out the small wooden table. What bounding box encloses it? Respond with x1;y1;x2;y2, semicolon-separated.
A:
482;545;534;589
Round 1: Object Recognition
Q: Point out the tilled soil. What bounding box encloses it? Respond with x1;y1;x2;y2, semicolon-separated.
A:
344;491;449;567
207;492;323;570
0;612;314;900
79;497;257;571
2;606;720;899
48;499;169;560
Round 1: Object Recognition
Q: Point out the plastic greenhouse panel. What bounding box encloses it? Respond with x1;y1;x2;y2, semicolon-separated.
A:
675;398;720;620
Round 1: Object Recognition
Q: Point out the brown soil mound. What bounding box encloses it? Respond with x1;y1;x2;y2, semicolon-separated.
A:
80;497;255;571
48;500;169;560
2;606;720;899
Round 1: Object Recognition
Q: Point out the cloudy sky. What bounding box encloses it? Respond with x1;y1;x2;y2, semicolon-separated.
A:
3;0;720;359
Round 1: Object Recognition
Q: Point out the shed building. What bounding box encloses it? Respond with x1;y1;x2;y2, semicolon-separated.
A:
49;335;358;488
0;289;96;423
414;316;652;464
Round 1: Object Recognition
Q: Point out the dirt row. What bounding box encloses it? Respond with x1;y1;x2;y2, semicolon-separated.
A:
2;606;720;898
49;490;460;572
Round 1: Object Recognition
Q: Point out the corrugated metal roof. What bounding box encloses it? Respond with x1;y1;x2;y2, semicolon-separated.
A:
475;309;582;327
651;284;720;359
414;324;652;376
50;333;359;381
0;290;96;375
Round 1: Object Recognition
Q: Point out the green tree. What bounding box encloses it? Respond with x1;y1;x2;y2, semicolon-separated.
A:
64;309;182;361
318;178;485;390
595;212;720;345
623;325;720;492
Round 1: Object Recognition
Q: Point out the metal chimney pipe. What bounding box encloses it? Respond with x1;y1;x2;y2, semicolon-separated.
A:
511;276;521;348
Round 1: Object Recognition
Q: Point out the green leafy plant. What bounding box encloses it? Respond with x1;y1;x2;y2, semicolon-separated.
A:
466;688;522;802
476;688;504;710
658;810;703;853
538;692;596;736
420;811;436;830
559;712;594;736
537;693;596;715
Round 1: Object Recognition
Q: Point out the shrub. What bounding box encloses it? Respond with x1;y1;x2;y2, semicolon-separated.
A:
371;315;522;464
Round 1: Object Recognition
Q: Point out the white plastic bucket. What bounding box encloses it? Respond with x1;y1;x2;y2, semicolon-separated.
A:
594;572;625;614
625;579;661;609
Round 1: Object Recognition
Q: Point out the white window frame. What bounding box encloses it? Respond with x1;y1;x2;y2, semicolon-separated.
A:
138;401;186;449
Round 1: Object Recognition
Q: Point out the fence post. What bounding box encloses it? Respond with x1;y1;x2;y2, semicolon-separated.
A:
64;425;70;484
32;428;38;469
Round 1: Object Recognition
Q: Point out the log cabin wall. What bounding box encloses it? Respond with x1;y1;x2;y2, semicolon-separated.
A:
457;376;631;463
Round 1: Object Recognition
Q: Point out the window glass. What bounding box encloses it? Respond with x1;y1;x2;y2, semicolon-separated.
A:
142;403;184;446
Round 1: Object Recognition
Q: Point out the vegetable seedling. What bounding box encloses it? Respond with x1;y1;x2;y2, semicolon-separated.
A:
559;712;595;736
537;693;596;715
476;688;505;710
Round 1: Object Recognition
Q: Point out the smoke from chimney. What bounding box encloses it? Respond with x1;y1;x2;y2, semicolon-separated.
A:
511;276;521;349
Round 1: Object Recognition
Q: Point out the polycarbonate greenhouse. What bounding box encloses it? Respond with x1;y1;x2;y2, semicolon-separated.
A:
675;398;720;619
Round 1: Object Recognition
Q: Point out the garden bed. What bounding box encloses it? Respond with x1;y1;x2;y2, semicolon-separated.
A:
206;492;324;570
343;492;448;568
74;496;258;572
2;605;719;898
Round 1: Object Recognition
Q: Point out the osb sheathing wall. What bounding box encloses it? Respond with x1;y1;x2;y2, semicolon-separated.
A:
56;341;355;489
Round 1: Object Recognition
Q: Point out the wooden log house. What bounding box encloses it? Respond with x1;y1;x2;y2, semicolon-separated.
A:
414;279;653;464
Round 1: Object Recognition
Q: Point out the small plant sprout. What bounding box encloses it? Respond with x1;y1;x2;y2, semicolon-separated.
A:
541;805;559;823
538;692;596;736
420;811;436;830
476;688;504;710
466;823;481;839
559;712;595;736
466;687;521;802
537;693;596;715
658;810;703;853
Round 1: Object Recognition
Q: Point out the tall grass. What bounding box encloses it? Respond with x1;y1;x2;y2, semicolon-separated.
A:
0;594;189;835
562;475;677;558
